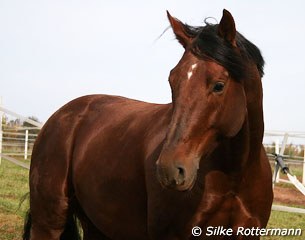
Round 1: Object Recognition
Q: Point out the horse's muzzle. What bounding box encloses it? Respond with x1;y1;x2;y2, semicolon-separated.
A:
156;160;196;191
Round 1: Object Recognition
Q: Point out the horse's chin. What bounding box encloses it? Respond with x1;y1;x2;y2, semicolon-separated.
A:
159;173;197;192
175;175;197;191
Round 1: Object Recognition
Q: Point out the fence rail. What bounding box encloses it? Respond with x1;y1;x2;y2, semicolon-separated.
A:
0;104;41;164
0;127;38;160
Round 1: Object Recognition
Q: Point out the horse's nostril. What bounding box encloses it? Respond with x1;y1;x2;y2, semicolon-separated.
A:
175;166;186;185
177;166;185;177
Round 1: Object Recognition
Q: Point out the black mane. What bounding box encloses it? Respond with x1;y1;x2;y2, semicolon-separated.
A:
183;23;264;80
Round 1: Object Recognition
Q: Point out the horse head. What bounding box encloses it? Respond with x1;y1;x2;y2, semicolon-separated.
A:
156;10;259;191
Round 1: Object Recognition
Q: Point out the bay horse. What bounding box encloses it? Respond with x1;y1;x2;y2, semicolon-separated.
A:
23;9;273;240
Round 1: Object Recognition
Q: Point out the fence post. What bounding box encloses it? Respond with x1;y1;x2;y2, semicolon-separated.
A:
280;133;289;155
275;139;280;183
24;129;28;160
303;145;305;186
275;139;280;155
0;96;3;165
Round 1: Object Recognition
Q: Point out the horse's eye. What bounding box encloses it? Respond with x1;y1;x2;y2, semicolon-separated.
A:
213;82;225;93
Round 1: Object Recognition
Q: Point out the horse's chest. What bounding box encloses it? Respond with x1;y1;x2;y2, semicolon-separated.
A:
194;192;235;225
191;192;257;234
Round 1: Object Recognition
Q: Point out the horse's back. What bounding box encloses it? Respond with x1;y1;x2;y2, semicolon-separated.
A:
30;94;171;239
33;94;169;162
31;94;140;176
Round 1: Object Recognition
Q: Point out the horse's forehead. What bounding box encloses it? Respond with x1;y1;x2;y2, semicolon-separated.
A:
173;52;200;74
204;61;228;76
187;63;198;80
171;51;231;83
180;52;226;72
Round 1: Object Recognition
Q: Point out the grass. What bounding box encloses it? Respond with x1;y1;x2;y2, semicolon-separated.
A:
0;159;305;239
262;211;305;240
0;159;29;240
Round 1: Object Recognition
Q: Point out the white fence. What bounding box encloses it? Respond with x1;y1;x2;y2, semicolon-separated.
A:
1;126;39;160
263;131;305;186
0;104;42;166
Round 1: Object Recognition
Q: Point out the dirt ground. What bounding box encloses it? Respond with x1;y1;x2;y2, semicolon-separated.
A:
273;184;305;207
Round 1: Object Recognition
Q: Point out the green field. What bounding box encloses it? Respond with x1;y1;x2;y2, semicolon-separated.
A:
0;159;304;239
0;159;29;240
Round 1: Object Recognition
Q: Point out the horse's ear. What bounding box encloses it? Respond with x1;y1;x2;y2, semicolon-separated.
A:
217;9;237;46
167;11;192;48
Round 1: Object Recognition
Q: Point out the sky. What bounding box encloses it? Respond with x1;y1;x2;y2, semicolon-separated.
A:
1;0;305;134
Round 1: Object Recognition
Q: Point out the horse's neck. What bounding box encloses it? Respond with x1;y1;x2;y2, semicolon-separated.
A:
244;70;264;159
222;73;264;171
